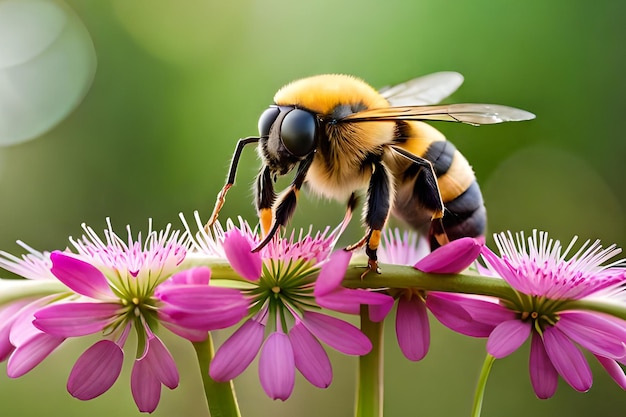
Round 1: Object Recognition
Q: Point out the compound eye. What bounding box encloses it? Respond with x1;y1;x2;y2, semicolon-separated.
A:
280;109;317;157
258;107;280;137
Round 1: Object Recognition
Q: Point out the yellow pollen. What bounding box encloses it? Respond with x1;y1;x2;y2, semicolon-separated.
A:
271;286;281;294
132;297;140;305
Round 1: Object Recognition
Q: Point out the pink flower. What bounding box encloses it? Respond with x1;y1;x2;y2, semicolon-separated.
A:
0;242;68;375
5;219;248;412
377;229;484;361
473;231;626;398
199;220;393;400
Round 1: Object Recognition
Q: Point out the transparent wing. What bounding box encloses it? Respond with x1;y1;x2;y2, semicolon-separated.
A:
379;72;464;106
338;103;536;126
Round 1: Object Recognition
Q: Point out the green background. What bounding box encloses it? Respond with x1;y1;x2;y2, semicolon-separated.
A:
1;0;625;416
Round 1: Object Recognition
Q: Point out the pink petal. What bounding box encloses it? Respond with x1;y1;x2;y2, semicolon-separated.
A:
425;294;478;336
160;320;208;342
131;356;162;413
595;355;626;390
314;250;351;296
288;322;332;388
10;296;57;346
301;311;371;355
0;301;30;361
395;295;429;361
480;248;526;293
50;252;114;298
557;311;626;359
415;237;481;273
529;331;558;399
34;302;120;337
158;286;247;330
143;335;179;389
543;326;592;392
6;333;65;377
443;293;516;327
223;230;262;280
316;287;393;321
67;340;124;400
259;332;295;400
487;320;531;358
210;319;265;381
166;266;211;286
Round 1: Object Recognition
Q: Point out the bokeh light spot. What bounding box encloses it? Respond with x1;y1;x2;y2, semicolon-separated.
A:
0;0;97;146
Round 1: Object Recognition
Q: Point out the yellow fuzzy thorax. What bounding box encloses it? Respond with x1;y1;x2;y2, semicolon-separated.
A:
273;74;390;114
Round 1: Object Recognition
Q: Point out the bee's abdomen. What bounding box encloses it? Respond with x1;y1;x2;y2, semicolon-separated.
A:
426;140;486;241
440;180;486;241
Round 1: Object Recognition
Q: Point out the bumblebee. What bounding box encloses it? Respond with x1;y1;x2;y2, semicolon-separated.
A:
207;72;534;273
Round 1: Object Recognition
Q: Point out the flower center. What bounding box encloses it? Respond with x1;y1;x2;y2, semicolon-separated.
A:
247;259;319;330
506;292;564;333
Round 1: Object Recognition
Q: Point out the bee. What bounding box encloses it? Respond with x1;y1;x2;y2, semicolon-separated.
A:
207;72;534;273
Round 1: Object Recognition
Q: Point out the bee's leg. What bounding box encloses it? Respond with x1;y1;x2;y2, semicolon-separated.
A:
334;193;359;238
252;154;314;252
206;136;261;229
255;165;276;237
361;161;393;276
429;218;450;249
391;146;448;245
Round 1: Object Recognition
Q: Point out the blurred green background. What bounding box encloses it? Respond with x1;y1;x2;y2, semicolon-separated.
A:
0;0;625;416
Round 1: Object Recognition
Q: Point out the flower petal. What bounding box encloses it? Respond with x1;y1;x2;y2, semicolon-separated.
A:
34;302;120;337
259;332;295;400
223;230;262;280
479;247;527;293
301;311;371;355
159;320;208;342
0;301;30;361
425;294;481;336
49;252;114;298
557;311;626;359
543;326;592;392
67;340;124;400
395;295;429;361
165;266;211;286
415;237;481;273
529;331;558;399
316;287;393;321
131;356;162;413
486;320;531;358
210;319;265;381
594;355;626;390
10;296;57;346
288;322;332;388
6;332;64;377
438;293;515;327
314;250;351;297
158;286;247;330
143;335;179;389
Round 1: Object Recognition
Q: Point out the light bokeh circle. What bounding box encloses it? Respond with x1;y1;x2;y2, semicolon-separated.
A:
0;0;96;146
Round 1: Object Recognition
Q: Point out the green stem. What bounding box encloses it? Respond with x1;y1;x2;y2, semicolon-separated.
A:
471;354;496;417
192;335;241;417
356;305;384;417
204;261;626;321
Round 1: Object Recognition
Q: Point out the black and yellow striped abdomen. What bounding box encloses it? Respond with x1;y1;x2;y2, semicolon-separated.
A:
386;121;486;243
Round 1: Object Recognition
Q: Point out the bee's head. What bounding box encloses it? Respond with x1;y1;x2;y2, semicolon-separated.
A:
257;105;318;175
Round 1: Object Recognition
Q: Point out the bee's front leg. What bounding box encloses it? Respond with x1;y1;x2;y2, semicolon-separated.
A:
361;161;393;277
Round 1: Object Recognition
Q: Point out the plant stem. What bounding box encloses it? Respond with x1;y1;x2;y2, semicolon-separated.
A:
193;335;242;417
206;261;626;321
471;354;496;417
356;305;384;417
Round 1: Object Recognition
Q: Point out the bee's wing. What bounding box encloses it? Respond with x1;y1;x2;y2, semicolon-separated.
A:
379;72;464;106
338;103;535;126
